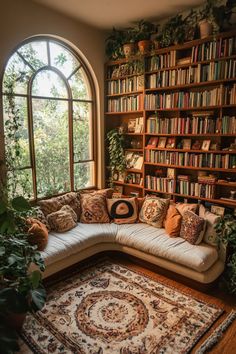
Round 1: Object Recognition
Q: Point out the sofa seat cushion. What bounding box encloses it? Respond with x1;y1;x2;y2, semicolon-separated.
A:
115;223;218;272
41;223;118;266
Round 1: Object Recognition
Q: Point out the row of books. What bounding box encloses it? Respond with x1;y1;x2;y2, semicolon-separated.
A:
146;115;236;134
146;51;177;71
147;60;236;88
107;62;142;80
223;84;236;105
144;88;222;109
107;95;143;112
145;176;174;192
145;150;236;169
191;37;235;63
107;76;143;94
177;180;215;199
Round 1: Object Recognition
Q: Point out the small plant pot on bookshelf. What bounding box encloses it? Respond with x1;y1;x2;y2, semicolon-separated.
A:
123;43;136;58
199;19;213;39
153;39;160;50
138;40;152;55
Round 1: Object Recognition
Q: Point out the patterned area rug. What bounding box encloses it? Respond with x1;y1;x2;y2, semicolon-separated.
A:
21;259;224;354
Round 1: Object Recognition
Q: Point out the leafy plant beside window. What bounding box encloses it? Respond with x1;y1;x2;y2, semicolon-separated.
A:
107;129;126;186
215;214;236;294
0;195;46;353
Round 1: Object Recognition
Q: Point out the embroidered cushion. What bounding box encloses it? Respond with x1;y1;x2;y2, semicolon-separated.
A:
175;202;198;216
139;196;169;228
47;205;77;232
38;198;63;217
56;192;81;220
164;205;182;237
107;198;138;224
199;204;221;246
34;207;51;231
180;211;205;245
80;193;110;223
79;188;114;199
27;218;48;251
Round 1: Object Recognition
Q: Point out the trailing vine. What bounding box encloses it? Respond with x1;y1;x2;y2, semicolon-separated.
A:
106;129;126;187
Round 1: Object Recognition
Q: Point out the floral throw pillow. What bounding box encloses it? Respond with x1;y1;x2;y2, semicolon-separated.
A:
47;205;77;233
56;192;81;220
199;204;221;246
80;193;110;223
139;196;169;228
180;211;205;245
38;198;63;217
107;198;138;224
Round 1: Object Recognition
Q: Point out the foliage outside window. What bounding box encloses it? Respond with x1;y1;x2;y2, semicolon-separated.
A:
1;38;96;199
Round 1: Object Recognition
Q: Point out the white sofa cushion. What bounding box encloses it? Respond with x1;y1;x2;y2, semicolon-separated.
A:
41;223;118;266
115;223;218;272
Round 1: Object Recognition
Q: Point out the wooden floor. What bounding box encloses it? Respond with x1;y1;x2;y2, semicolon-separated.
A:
22;252;236;354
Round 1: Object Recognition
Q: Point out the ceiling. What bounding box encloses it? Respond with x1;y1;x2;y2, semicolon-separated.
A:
31;0;205;29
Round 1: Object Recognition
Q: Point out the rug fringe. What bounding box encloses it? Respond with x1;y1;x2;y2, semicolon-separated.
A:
195;310;236;354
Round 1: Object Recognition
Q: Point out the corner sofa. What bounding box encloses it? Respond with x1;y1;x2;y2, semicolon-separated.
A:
40;221;225;284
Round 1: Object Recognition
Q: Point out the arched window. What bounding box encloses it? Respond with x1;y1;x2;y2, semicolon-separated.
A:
2;37;96;199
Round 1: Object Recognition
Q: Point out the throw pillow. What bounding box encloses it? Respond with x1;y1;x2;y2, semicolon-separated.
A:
79;188;114;199
107;198;138;224
80;193;110;223
27;218;48;251
47;205;77;232
56;192;81;220
34;207;51;231
199;204;221;246
175;202;198;216
164;205;182;237
139;196;169;228
180;210;205;245
38;198;63;217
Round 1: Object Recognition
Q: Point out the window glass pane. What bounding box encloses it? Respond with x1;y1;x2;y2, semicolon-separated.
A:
69;67;91;99
73;101;93;162
49;41;79;78
32;70;68;98
7;169;33;199
3;96;30;168
18;41;48;70
32;98;70;197
2;53;33;94
74;161;94;190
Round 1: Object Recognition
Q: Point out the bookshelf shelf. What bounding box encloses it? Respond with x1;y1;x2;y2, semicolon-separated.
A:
144;162;236;173
105;29;236;207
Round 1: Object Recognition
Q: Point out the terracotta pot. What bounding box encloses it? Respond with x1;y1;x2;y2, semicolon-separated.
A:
199;19;213;39
123;43;135;58
138;40;152;55
6;312;27;330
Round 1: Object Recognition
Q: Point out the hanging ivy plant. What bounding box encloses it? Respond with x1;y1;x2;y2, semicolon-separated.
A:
106;129;126;186
2;69;30;198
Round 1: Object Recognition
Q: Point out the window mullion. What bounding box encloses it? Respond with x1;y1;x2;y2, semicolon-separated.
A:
16;51;36;72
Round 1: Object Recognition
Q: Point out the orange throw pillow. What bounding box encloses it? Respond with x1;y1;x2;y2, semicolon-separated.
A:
164;205;182;237
27;218;48;251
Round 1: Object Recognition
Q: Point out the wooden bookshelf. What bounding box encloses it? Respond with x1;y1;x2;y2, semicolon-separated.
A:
105;29;236;208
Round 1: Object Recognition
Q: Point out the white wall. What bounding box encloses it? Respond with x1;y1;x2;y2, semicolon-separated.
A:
0;0;106;188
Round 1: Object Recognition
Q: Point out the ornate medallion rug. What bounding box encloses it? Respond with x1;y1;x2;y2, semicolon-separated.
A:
21;259;228;354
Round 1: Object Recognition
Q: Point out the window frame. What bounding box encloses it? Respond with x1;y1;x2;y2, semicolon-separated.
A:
1;36;97;200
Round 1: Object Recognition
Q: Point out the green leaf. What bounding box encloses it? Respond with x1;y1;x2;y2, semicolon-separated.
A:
0;202;7;215
30;286;46;311
30;270;42;289
12;196;31;212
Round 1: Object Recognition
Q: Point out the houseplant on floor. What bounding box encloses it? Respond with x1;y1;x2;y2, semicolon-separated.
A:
215;214;236;294
0;195;46;353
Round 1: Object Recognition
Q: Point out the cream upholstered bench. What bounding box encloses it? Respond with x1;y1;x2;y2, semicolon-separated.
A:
40;222;225;284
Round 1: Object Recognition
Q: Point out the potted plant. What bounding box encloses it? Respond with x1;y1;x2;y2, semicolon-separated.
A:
105;27;125;60
159;14;187;47
0;195;46;352
134;20;157;54
215;214;236;294
122;27;137;58
198;0;218;38
107;129;126;186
